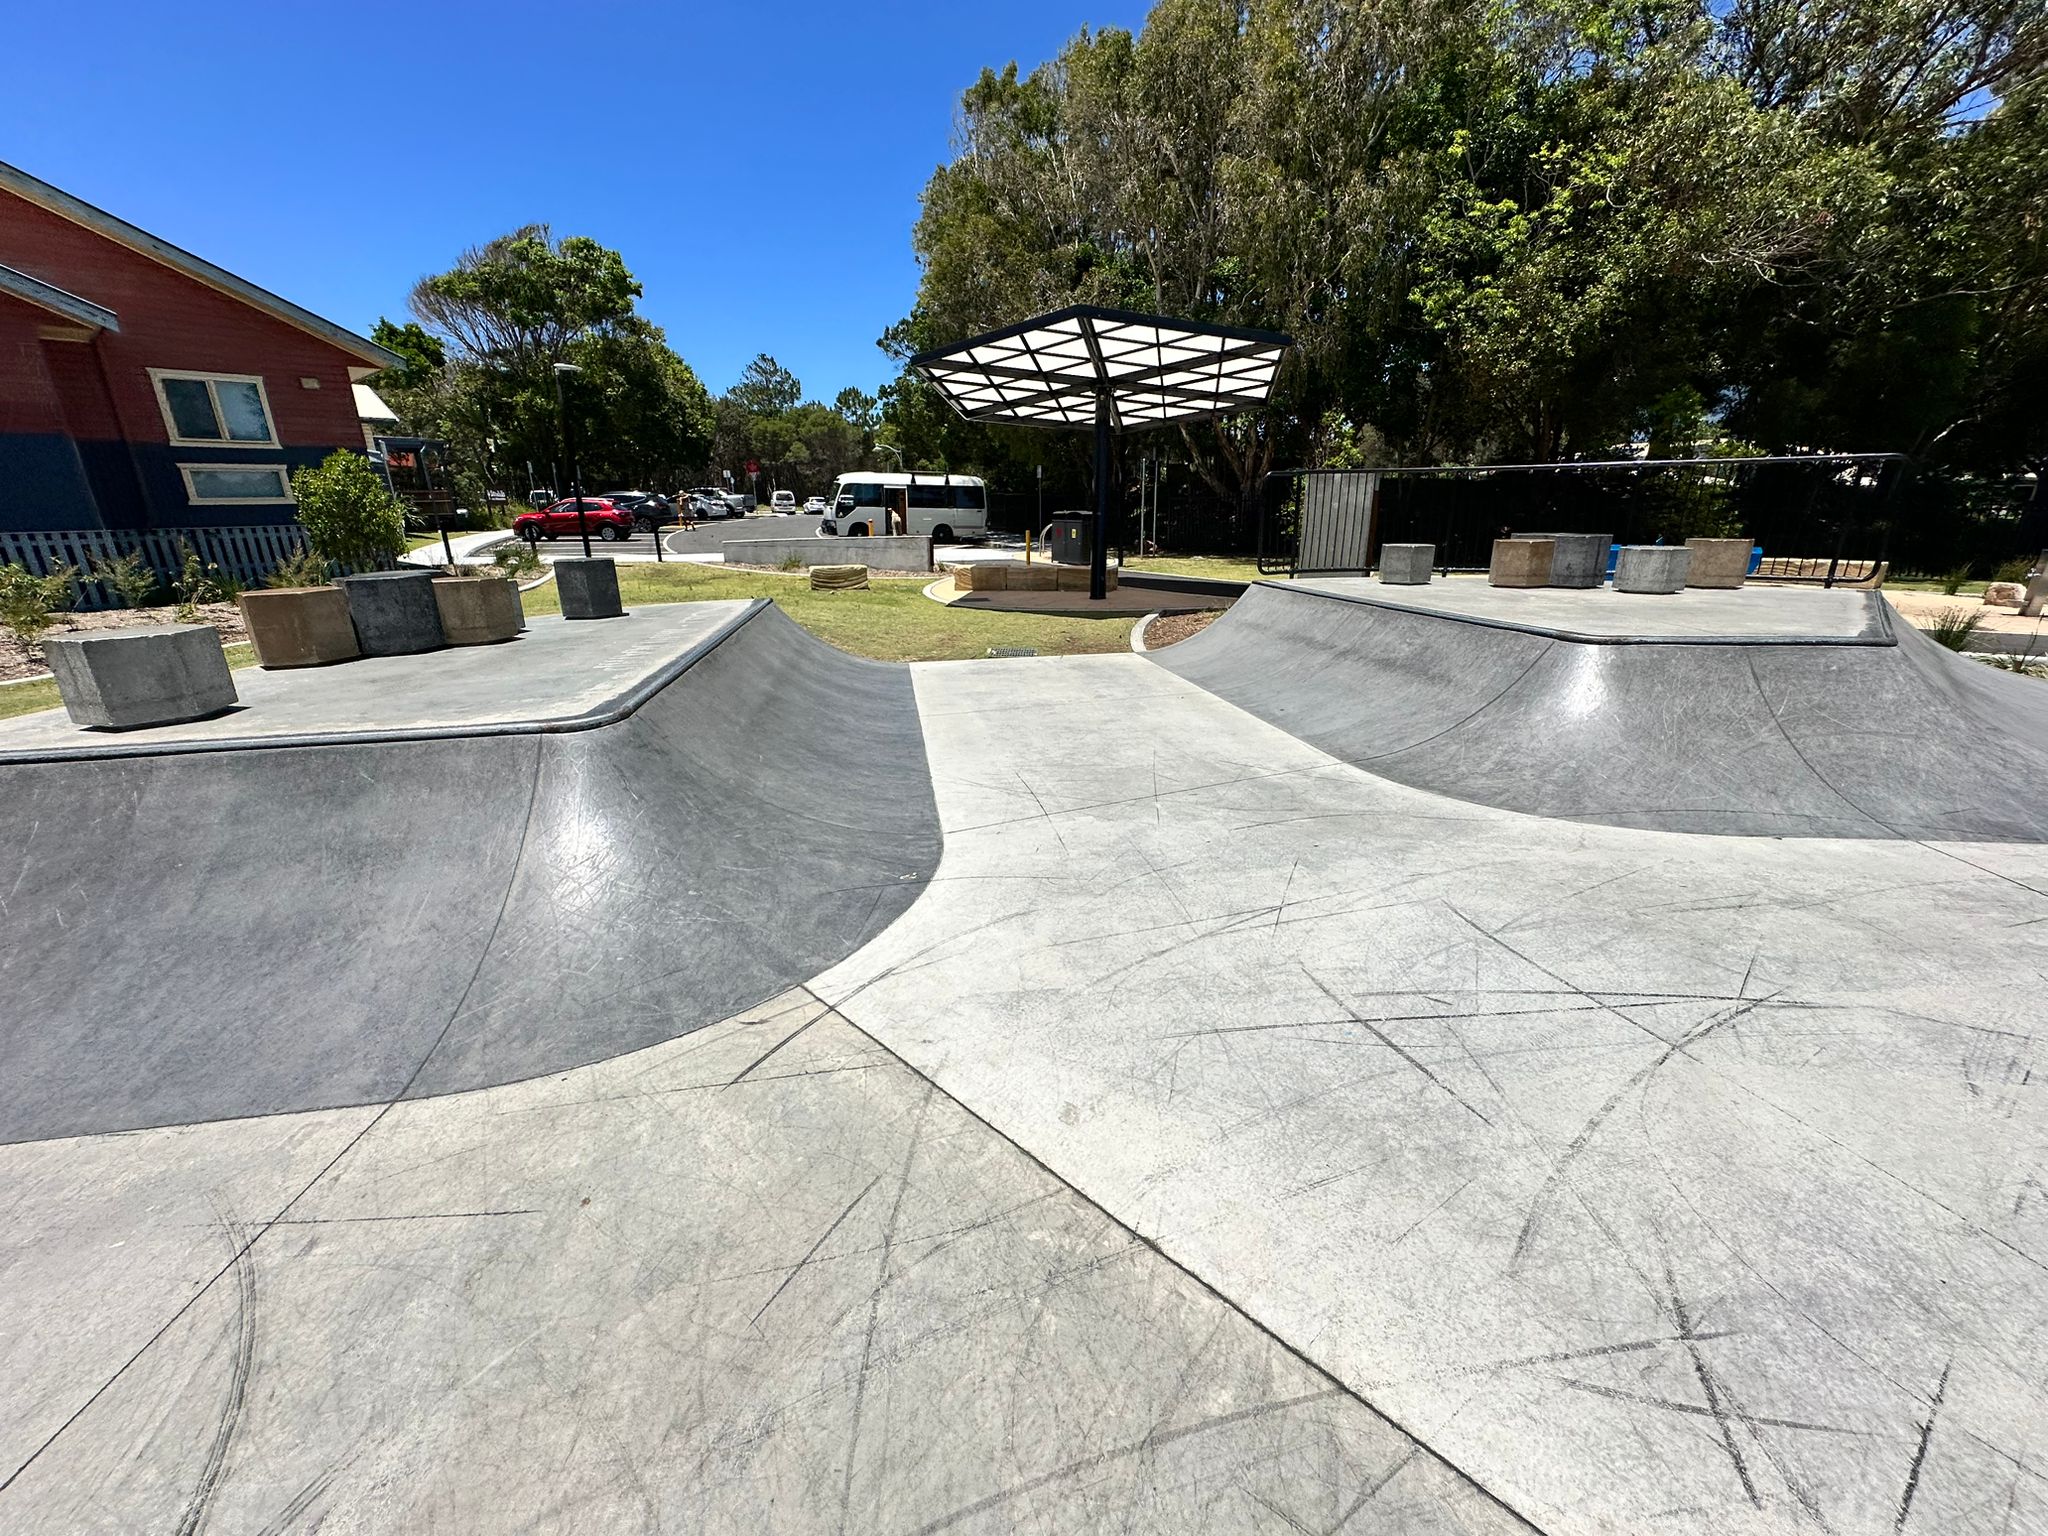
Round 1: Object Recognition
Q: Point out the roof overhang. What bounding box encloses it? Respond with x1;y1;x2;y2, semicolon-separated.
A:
0;160;400;370
0;261;119;334
909;305;1292;431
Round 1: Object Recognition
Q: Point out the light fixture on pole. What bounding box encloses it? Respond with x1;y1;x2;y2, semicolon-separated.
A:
552;362;592;559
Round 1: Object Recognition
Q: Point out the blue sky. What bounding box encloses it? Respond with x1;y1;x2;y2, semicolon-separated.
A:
5;1;1149;399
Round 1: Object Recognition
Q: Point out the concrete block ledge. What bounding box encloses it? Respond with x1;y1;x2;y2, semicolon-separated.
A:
726;535;932;573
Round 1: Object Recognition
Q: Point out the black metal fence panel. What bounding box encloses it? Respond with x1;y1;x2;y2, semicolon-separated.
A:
1248;456;2033;580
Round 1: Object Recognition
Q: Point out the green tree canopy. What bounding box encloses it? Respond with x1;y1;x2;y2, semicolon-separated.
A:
889;0;2048;492
373;227;714;500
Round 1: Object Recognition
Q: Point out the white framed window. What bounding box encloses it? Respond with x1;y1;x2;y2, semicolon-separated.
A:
148;369;279;448
178;463;294;505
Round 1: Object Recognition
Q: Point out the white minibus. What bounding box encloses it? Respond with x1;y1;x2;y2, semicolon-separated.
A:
823;472;989;540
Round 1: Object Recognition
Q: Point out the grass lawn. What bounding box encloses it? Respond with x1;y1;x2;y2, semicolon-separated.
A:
0;642;259;724
1122;554;1273;583
521;562;1137;662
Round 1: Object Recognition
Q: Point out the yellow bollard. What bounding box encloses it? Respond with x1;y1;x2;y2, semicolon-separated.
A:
1024;529;1032;565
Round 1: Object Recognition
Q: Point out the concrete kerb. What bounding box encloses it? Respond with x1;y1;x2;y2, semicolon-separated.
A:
0;598;773;766
1131;611;1167;652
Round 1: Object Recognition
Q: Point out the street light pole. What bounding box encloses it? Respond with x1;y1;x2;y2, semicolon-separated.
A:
553;363;591;559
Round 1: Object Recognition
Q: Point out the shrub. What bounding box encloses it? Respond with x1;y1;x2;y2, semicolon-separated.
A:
171;542;237;621
490;540;541;578
1995;555;2039;584
266;546;331;589
87;549;158;610
1925;606;1985;651
0;562;77;653
291;450;407;568
778;554;807;571
1938;564;1974;596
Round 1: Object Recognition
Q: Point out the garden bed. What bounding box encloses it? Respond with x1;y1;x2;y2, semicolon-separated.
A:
0;602;247;683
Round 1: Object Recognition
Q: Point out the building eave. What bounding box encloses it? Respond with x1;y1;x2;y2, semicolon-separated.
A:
0;160;401;370
0;261;119;333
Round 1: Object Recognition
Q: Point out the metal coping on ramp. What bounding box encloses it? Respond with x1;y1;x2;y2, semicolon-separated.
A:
1278;576;1897;646
0;599;774;767
1152;579;2048;842
0;602;944;1144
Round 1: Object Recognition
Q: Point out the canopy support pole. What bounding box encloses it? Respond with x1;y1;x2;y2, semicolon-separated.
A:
1092;392;1110;602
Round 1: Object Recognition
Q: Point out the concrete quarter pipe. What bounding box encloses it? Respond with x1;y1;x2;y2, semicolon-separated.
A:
1151;579;2048;841
0;601;942;1144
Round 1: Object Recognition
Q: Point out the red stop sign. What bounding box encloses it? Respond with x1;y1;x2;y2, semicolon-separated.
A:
745;460;759;475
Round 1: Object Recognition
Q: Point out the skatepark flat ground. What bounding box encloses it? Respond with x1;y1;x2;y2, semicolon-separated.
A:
1290;575;1886;642
0;604;749;757
1;590;2042;1533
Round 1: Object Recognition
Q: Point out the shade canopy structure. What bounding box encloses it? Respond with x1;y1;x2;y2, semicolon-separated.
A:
910;306;1292;598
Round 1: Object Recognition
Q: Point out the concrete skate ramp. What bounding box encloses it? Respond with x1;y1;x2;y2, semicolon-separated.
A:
1153;581;2048;840
0;603;940;1144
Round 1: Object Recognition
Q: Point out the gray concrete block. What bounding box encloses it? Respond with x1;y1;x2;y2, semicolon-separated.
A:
556;558;623;620
724;534;933;573
1684;537;1751;589
337;570;444;655
1489;537;1553;588
1613;544;1691;593
41;624;236;729
1377;543;1434;584
1518;531;1609;588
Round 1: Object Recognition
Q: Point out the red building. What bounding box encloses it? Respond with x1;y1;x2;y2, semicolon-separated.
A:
0;160;398;535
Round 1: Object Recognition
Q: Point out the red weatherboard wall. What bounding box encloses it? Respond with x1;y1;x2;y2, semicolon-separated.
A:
0;185;378;530
0;188;367;447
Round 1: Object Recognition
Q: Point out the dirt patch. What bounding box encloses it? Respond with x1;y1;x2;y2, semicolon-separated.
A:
1141;609;1223;649
0;602;247;682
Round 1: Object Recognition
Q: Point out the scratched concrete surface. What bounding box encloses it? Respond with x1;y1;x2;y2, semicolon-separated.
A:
0;991;1527;1534
1;607;2043;1534
812;653;2048;1536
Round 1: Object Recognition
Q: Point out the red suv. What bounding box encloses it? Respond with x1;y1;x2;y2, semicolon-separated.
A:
515;497;634;542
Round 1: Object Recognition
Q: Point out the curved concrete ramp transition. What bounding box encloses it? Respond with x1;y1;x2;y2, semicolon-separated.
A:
1153;580;2048;840
0;603;940;1145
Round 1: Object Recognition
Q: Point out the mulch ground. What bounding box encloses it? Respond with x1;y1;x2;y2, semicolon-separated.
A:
1141;609;1223;649
0;602;247;683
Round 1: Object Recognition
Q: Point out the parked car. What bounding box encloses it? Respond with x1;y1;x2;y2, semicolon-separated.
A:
514;497;634;542
683;493;727;522
602;491;675;531
803;496;828;514
687;488;750;520
770;490;798;513
723;492;752;518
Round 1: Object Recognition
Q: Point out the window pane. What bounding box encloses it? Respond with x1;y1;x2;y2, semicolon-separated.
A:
909;483;947;508
851;482;883;507
215;380;272;441
162;378;221;440
952;485;985;510
188;467;287;501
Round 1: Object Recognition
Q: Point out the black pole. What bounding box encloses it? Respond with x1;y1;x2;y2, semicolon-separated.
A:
1091;393;1110;601
554;368;592;559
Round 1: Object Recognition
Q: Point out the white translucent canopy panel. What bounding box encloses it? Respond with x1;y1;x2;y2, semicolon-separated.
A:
910;305;1291;430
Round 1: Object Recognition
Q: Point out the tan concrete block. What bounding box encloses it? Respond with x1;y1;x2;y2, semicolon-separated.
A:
239;587;361;669
432;577;522;645
1489;538;1553;588
1684;538;1751;589
957;563;1008;592
1012;564;1058;592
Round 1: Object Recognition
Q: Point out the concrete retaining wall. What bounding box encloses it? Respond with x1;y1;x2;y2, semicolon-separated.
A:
724;535;933;573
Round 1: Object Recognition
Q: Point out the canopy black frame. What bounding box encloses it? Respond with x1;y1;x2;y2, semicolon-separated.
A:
910;305;1292;599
